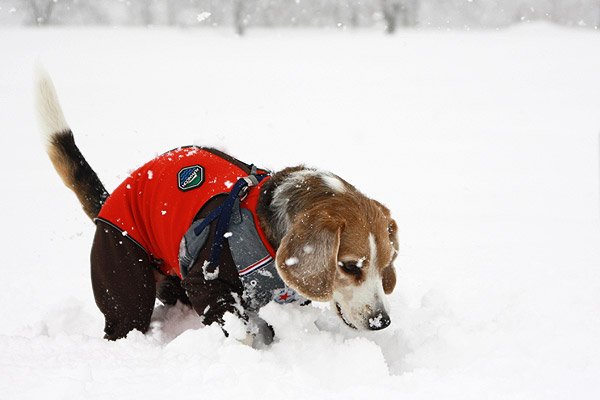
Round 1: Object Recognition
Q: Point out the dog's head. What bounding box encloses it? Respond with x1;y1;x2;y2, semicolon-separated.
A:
273;170;398;330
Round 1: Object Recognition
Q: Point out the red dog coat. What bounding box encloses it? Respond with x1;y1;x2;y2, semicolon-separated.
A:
96;147;274;277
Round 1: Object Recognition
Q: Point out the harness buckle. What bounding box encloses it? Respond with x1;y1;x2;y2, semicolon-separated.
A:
242;175;259;187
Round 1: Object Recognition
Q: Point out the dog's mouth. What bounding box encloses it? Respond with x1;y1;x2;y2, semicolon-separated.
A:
335;302;357;330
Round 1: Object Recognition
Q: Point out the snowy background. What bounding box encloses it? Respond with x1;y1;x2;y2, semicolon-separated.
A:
1;20;600;400
3;0;600;32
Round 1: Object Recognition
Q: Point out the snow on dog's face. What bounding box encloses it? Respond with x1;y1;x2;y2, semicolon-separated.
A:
274;173;398;330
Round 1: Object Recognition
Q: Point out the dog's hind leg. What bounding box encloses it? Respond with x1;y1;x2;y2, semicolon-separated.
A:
91;222;157;340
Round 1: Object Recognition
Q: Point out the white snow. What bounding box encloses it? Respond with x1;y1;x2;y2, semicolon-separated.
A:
285;257;299;266
196;12;211;23
201;260;219;280
320;172;346;193
368;312;383;329
302;244;314;254
1;25;600;399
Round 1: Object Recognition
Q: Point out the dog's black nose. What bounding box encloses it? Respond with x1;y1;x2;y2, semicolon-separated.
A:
367;311;391;330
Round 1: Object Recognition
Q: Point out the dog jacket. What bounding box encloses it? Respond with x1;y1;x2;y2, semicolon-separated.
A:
96;146;301;312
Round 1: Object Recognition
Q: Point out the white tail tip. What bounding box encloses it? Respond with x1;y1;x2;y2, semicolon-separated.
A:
34;62;70;146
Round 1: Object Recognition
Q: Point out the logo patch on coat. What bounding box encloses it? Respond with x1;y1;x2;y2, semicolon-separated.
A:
178;165;204;191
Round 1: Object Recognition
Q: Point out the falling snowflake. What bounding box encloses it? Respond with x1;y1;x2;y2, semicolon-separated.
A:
197;12;211;22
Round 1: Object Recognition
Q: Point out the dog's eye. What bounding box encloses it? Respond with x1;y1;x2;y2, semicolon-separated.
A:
339;261;362;276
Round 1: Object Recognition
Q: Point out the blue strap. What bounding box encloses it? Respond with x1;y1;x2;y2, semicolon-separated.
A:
191;173;269;277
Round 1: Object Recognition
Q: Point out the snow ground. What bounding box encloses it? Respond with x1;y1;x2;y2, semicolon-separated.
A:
1;24;600;399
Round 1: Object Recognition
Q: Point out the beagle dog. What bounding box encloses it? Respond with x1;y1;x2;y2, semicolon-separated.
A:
36;69;398;342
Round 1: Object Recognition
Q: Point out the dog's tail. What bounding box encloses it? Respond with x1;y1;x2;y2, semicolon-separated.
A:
35;65;109;220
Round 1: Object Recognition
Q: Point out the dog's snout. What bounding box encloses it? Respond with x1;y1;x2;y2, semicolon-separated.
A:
366;310;391;330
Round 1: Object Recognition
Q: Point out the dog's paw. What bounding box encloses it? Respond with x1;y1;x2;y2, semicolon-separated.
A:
237;333;255;347
221;310;275;348
246;312;275;349
221;311;248;340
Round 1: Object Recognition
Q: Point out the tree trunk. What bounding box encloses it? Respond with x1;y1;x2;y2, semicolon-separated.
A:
141;0;153;26
381;0;399;34
167;0;178;26
28;0;56;26
233;0;245;35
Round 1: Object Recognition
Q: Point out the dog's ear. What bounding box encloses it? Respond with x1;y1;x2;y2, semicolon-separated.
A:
382;264;396;294
275;212;342;302
374;200;398;295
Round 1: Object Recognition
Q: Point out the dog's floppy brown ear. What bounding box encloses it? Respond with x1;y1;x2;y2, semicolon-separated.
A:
382;264;396;294
383;217;399;294
275;212;342;301
375;201;398;295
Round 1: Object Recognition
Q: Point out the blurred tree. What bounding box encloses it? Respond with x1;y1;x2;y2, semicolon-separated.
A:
141;0;153;26
381;0;400;33
381;0;418;33
167;0;180;26
400;0;419;26
2;0;597;32
28;0;57;25
233;0;245;35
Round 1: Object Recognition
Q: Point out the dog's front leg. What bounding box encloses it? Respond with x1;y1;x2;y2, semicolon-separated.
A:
180;268;244;327
180;258;275;346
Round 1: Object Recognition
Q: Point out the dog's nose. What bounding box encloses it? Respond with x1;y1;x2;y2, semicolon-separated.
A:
367;310;391;330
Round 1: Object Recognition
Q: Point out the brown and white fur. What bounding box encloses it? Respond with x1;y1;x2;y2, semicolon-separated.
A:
36;67;399;337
